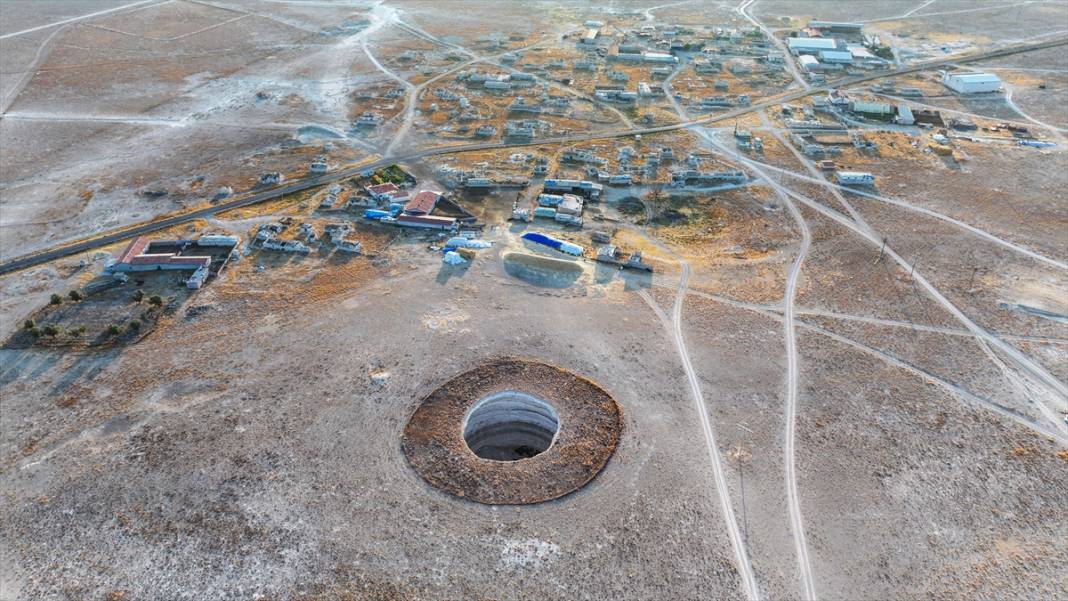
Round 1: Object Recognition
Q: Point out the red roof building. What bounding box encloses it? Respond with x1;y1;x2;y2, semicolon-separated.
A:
112;236;211;272
367;182;400;198
403;190;442;216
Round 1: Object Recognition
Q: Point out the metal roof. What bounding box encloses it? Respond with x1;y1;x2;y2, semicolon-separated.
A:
787;37;837;50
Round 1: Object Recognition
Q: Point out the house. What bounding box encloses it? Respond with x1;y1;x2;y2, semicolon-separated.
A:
942;71;1002;94
581;28;599;44
403;190;442;215
366;182;409;202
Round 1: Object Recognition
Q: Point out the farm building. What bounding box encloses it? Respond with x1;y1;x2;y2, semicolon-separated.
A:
942;72;1002;94
787;37;838;54
404;191;442;215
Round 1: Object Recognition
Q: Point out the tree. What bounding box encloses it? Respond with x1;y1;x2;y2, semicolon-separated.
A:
50;294;62;305
68;290;84;301
23;319;35;330
42;324;61;338
107;324;122;336
148;295;163;307
128;320;141;332
133;290;144;302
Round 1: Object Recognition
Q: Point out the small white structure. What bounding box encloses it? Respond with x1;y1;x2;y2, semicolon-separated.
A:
942;71;1002;94
835;171;875;186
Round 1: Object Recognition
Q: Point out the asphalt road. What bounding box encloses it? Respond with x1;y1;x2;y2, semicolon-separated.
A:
1;35;1064;276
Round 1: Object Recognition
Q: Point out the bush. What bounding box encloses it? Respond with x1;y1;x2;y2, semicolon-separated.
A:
107;324;122;336
68;290;84;301
24;319;35;330
128;320;141;332
50;294;62;305
148;295;163;307
70;326;87;338
42;324;61;337
133;290;144;302
28;327;42;338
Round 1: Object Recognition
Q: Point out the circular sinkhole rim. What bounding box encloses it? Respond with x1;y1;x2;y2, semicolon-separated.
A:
461;390;561;462
401;358;623;505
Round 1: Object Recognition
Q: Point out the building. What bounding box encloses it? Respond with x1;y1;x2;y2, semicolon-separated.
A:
581;28;599;44
111;237;211;273
404;190;442;215
787;37;838;54
395;214;456;230
895;104;915;125
835;171;875;185
942;71;1002;94
366;182;408;202
797;54;820;72
850;100;894;119
818;50;853;64
808;21;863;33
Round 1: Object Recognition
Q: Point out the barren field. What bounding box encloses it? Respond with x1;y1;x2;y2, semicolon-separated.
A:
1;1;1066;600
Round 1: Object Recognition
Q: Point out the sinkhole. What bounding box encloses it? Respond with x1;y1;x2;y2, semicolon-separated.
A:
463;391;560;461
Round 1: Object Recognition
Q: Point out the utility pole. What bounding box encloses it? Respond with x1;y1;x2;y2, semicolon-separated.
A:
875;236;887;264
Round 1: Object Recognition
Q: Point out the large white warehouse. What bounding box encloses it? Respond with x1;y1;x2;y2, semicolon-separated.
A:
942;72;1002;94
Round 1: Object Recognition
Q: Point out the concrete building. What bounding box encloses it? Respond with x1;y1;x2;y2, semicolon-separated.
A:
942;71;1002;94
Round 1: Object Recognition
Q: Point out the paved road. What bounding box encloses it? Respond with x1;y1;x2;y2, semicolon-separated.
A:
2;36;1064;276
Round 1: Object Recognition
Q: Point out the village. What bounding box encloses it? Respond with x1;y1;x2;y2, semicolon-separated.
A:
1;2;1065;600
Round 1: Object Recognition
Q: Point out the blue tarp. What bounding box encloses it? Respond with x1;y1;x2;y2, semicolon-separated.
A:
522;232;563;249
364;209;391;219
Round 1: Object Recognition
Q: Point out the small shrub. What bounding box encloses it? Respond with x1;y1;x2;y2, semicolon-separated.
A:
42;324;61;337
69;326;86;338
28;327;42;338
50;294;62;305
128;320;141;332
68;290;83;301
24;319;35;330
148;295;163;307
133;290;144;302
107;324;122;336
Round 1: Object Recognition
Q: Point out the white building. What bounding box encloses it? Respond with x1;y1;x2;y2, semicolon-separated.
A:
835;171;875;185
942;72;1002;94
787;37;838;54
